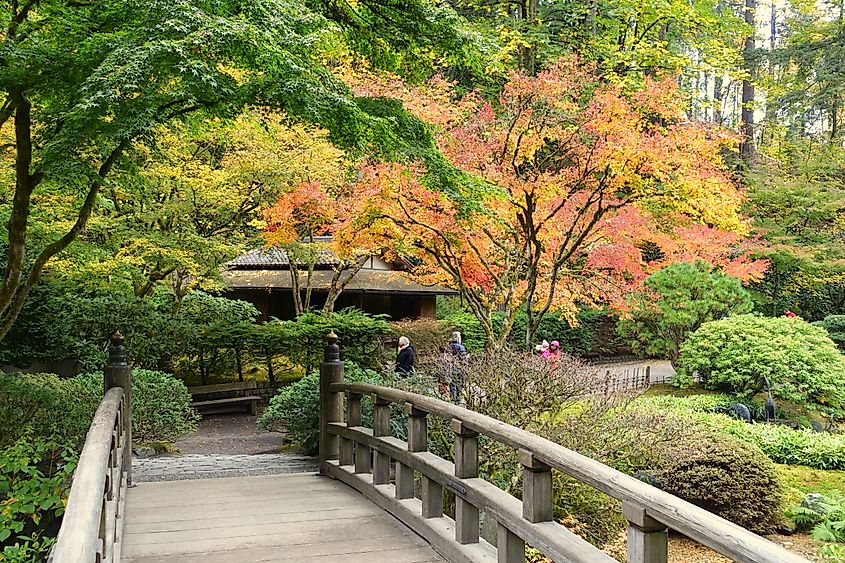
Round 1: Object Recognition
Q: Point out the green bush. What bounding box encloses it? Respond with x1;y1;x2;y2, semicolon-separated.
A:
650;433;783;534
634;394;845;469
441;307;622;355
619;261;753;365
676;314;845;415
814;315;845;350
258;362;396;455
72;370;199;442
0;373;98;449
0;440;76;559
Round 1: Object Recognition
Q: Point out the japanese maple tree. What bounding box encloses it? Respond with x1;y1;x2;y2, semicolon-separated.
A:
346;60;764;349
263;180;382;315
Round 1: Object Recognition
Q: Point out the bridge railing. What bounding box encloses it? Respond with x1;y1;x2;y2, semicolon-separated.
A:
318;332;808;563
49;334;132;563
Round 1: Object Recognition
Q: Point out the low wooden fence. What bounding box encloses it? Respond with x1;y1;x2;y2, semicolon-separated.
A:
601;366;651;392
318;332;807;563
49;335;132;563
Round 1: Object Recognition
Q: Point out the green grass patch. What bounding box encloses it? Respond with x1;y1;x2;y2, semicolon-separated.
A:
776;464;845;506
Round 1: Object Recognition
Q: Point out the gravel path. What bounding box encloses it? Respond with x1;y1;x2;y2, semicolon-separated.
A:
132;412;317;482
174;412;285;455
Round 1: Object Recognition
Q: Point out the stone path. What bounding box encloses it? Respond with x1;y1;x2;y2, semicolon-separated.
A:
133;453;318;482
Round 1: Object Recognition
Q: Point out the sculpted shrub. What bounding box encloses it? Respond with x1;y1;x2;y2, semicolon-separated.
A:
676;314;845;415
650;433;783;533
619;261;753;366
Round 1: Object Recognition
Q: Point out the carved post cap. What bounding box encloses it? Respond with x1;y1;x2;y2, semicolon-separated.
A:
110;331;125;346
108;331;128;367
323;331;340;363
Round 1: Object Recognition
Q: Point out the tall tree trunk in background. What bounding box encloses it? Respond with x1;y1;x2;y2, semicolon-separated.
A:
741;0;757;160
713;74;724;124
770;1;777;50
517;0;539;74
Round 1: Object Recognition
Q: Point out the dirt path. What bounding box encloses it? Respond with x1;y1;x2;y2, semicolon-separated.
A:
174;412;287;455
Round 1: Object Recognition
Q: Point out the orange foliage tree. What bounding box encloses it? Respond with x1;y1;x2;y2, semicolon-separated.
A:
345;60;765;349
263;180;381;315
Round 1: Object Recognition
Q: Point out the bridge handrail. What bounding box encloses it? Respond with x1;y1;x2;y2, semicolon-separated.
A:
50;334;133;563
49;388;127;563
331;381;804;563
318;333;807;563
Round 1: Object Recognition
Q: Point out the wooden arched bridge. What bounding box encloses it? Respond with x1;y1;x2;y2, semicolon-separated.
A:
49;334;809;563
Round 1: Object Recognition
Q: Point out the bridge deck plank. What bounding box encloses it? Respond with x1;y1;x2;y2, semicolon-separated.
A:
122;473;444;562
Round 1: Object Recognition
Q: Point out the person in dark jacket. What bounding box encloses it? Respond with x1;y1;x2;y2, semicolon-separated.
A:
446;331;467;402
395;336;415;376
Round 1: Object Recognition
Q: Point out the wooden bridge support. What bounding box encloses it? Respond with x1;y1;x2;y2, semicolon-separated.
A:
319;331;344;475
104;332;133;487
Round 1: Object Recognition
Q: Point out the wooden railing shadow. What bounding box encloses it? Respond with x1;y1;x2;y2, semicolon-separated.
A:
318;332;808;563
49;334;132;563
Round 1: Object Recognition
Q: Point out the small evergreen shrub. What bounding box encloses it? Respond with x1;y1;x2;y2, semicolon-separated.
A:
676;314;845;415
72;370;199;442
651;433;783;533
0;373;97;449
814;315;845;350
634;395;845;469
259;362;396;454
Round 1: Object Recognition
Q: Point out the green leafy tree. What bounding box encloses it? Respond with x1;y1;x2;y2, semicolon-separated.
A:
0;0;480;341
619;261;753;365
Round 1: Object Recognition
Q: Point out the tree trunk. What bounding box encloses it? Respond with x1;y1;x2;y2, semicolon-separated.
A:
713;74;724;124
740;0;757;160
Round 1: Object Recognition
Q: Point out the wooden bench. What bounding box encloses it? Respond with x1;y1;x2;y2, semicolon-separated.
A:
187;381;261;415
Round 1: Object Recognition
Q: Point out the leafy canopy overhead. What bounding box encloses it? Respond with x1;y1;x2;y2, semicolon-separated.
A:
0;0;482;339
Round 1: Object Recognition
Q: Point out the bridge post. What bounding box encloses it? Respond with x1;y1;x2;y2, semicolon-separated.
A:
319;331;344;475
452;419;480;545
372;395;391;485
623;502;668;563
104;332;132;486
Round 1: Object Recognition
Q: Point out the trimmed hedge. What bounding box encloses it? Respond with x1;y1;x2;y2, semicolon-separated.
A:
634;394;845;470
73;370;199;442
651;433;783;534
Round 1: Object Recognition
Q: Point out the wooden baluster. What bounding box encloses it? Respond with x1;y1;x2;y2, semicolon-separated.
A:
372;394;391;485
403;405;440;518
348;393;371;474
339;391;356;466
452;419;480;544
497;522;525;563
519;450;552;523
623;502;668;563
396;403;426;500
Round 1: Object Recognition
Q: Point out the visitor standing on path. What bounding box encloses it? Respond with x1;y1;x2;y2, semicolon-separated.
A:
446;331;467;403
395;336;415;376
